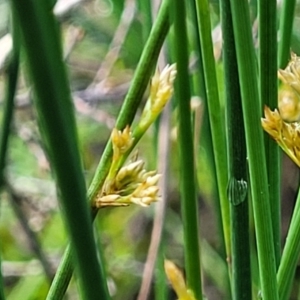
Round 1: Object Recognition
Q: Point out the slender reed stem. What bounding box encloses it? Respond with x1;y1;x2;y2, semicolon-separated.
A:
277;188;300;300
229;0;278;298
46;1;171;298
10;0;108;298
195;0;230;261
258;0;280;268
188;0;227;262
155;245;168;300
220;0;251;298
172;1;202;299
278;0;296;68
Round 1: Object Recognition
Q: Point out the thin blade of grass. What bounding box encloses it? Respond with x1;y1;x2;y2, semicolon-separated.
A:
172;1;202;299
220;0;251;298
188;0;227;264
194;0;230;265
258;0;280;268
10;1;108;299
278;0;296;68
229;0;278;298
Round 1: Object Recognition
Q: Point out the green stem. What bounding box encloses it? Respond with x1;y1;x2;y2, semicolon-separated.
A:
154;244;168;300
229;0;278;299
258;0;280;268
46;244;74;300
195;0;230;261
277;187;300;300
47;1;171;298
11;0;108;298
228;179;250;300
220;0;251;298
278;0;296;68
172;1;202;299
188;0;227;263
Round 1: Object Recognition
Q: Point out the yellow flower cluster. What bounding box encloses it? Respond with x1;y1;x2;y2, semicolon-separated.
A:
111;126;133;157
262;53;300;167
94;158;161;208
278;86;300;122
261;106;300;167
150;64;177;112
278;52;300;96
164;260;196;300
278;52;300;122
93;64;177;208
138;64;177;130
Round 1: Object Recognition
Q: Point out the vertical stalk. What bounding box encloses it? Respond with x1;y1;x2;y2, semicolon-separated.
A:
278;0;296;69
277;188;300;300
172;1;202;299
195;0;230;261
10;0;108;298
258;0;280;268
229;0;278;299
188;0;227;262
220;0;251;298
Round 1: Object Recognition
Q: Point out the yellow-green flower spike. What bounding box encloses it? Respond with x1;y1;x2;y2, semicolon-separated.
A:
137;64;177;133
262;105;300;167
164;260;196;300
94;64;176;208
111;125;133;160
278;52;300;96
94;155;161;208
279;84;300;122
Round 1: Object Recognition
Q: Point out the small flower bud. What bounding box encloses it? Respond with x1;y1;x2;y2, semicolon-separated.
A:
111;125;133;158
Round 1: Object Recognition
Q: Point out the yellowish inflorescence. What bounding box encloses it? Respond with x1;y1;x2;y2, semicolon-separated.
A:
262;53;300;167
138;64;177;131
111;125;133;160
94;64;176;208
164;260;196;300
95;155;161;207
